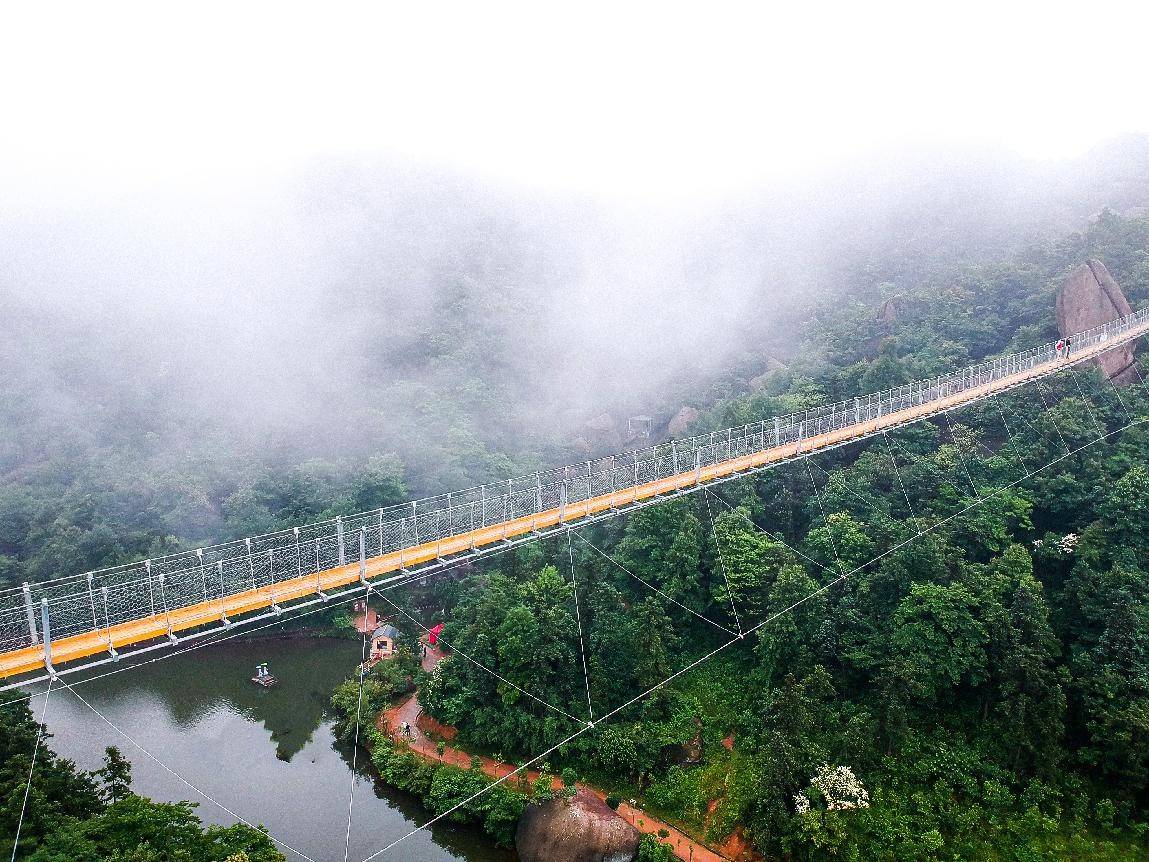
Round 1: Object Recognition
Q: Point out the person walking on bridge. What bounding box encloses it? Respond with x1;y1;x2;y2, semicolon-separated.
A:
1056;338;1066;359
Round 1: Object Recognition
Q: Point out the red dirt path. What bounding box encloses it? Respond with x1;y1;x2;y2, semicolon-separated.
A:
379;644;733;862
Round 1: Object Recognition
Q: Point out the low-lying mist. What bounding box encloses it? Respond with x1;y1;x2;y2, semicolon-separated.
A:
3;137;1148;499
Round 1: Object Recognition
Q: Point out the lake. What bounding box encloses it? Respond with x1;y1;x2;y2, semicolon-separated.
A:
28;634;514;862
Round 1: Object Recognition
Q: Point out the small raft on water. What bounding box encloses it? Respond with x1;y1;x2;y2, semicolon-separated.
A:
251;662;278;688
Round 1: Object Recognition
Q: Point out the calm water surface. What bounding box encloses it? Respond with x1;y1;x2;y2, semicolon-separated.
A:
32;636;514;862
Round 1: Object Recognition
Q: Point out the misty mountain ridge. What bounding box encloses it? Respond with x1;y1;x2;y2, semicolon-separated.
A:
2;135;1149;502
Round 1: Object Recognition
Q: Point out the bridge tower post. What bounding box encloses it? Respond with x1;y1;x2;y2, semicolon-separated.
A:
40;599;53;675
21;583;38;646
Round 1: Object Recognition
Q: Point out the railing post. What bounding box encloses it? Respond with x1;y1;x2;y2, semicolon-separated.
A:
217;560;225;598
145;560;156;617
159;572;175;640
359;527;368;584
336;516;346;566
22;583;38;646
100;585;111;646
694;448;702;485
87;572;98;633
377;508;385;556
774;416;782;446
245;538;256;589
291;528;302;579
40;599;53;674
671;440;679;475
559;480;568;523
20;583;39;643
197;548;207;600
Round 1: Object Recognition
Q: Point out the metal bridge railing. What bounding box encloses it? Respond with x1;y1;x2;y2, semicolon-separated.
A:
2;307;1147;656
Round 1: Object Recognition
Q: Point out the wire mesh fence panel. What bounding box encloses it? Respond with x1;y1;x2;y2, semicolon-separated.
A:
104;579;150;628
315;534;341;572
165;565;209;610
46;592;97;641
0;606;33;652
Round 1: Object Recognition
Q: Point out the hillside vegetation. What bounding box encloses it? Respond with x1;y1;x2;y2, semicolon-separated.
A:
353;211;1149;860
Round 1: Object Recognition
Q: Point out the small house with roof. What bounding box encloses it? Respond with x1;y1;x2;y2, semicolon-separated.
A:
370;623;402;662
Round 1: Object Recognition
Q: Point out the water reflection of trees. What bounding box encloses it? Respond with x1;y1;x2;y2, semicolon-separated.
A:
77;638;362;762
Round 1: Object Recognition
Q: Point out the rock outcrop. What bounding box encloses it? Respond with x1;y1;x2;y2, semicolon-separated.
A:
516;789;639;862
876;296;903;324
667;406;700;438
1056;259;1139;383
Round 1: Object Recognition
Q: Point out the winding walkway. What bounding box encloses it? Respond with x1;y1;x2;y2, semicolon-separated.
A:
379;647;732;862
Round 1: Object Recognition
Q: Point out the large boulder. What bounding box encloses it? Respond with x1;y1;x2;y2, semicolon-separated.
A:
1056;259;1138;383
515;789;639;862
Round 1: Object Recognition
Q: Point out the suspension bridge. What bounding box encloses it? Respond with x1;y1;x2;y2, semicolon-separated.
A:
2;309;1147;690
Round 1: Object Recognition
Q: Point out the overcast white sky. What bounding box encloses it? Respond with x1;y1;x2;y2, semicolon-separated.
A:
2;1;1148;201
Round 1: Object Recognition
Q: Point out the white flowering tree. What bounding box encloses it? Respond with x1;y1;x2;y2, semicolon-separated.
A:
794;764;870;814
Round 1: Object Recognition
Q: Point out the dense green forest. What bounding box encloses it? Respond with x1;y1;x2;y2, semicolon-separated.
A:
0;700;283;860
339;210;1149;860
